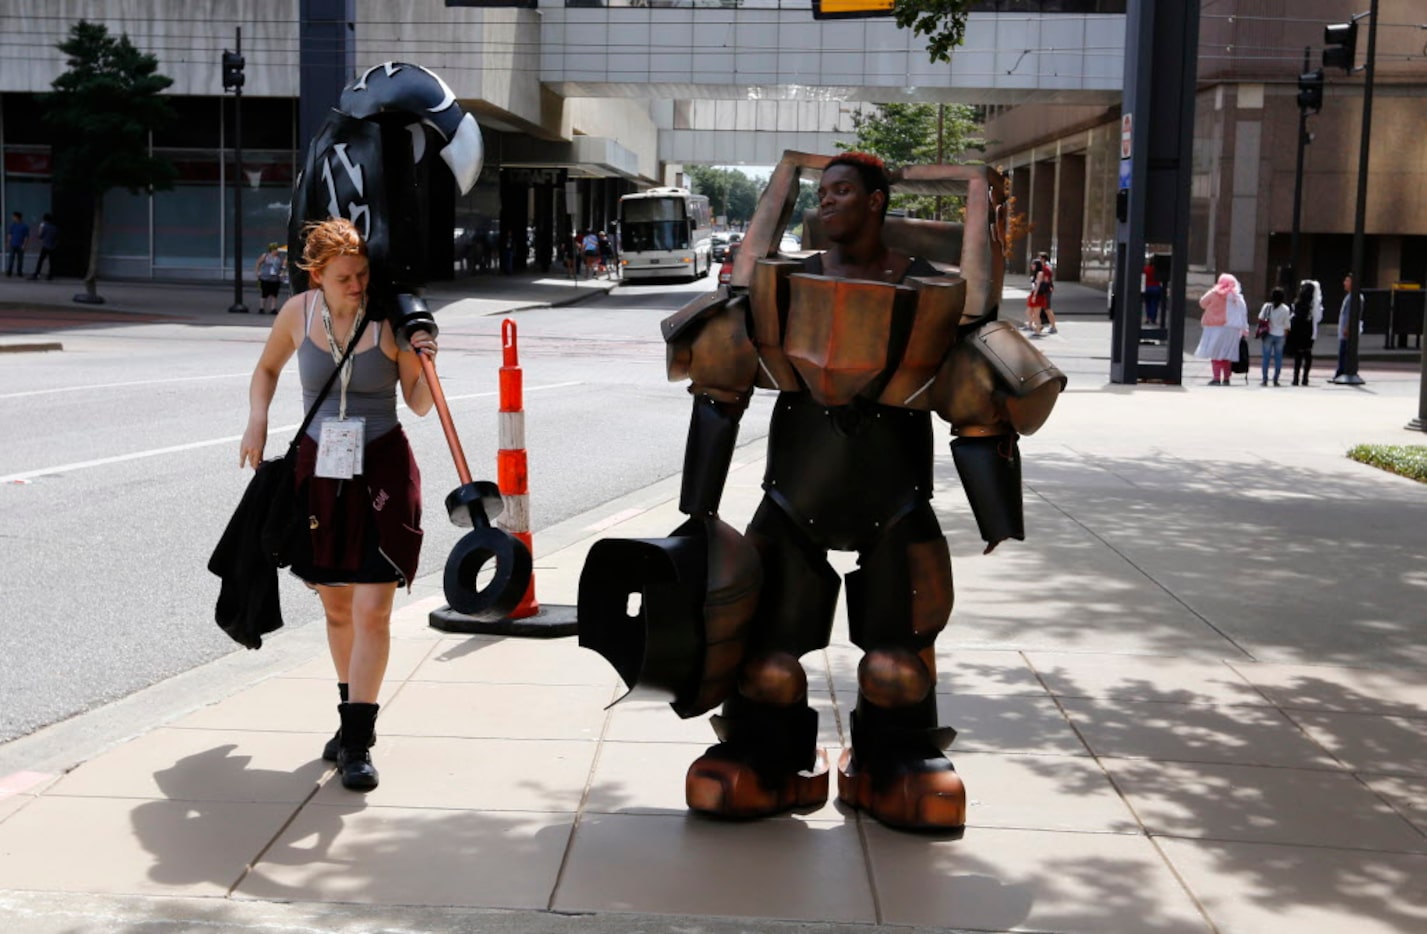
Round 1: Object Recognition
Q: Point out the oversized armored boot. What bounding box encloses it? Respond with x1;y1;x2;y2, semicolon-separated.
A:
686;652;829;818
837;648;965;830
337;702;381;791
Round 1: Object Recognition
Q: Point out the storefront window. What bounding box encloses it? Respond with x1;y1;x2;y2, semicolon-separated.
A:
2;148;52;230
100;188;150;259
239;152;295;262
154;152;222;272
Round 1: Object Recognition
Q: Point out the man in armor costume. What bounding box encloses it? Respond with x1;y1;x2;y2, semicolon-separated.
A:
579;151;1065;831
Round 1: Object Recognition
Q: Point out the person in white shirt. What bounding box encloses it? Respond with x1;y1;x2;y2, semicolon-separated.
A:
1256;287;1293;386
1334;273;1356;379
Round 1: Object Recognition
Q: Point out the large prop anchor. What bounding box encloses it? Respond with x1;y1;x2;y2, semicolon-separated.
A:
400;304;532;620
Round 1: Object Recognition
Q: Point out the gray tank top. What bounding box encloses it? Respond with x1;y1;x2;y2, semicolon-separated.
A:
299;294;400;442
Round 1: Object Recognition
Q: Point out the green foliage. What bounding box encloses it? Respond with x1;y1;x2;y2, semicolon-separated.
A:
789;181;819;237
837;102;985;218
1347;445;1427;483
43;20;177;197
684;165;761;226
892;0;974;65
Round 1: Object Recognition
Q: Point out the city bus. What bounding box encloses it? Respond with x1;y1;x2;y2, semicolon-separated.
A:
616;187;713;282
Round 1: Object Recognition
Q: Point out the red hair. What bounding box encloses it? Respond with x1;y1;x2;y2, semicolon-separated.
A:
297;217;367;274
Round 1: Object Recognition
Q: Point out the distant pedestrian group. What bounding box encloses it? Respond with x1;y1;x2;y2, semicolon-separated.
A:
1023;252;1058;336
5;212;59;279
6;211;29;277
1197;274;1327;387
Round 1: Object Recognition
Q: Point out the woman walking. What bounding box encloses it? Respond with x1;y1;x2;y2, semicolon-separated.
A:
1195;273;1249;385
239;218;438;791
1287;280;1323;386
1257;287;1293;386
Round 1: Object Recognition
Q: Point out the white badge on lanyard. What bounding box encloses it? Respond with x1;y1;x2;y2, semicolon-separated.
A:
316;417;364;478
314;293;367;479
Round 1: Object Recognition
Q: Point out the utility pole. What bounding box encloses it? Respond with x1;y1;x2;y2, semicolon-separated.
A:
223;28;247;314
1330;7;1375;385
1287;49;1321;290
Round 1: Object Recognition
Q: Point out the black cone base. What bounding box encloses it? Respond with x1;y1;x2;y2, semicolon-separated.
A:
430;602;577;638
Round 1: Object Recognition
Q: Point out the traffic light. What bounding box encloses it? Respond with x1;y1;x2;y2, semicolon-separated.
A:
1323;21;1357;73
221;50;245;91
1297;69;1324;113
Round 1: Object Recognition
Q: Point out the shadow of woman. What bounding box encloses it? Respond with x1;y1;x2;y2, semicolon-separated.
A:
131;744;341;889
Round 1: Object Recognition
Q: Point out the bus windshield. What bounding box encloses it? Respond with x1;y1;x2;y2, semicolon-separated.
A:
623;220;689;253
621;199;690;252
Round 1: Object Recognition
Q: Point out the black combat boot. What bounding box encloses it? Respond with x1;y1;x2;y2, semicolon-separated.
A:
322;683;348;762
337;702;380;791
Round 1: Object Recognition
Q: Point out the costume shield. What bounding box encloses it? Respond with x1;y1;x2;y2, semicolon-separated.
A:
578;516;760;718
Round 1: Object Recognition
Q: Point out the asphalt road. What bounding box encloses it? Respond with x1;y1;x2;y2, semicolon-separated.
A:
0;275;771;744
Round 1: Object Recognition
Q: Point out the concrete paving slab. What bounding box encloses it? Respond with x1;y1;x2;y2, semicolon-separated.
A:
45;728;330;804
864;823;1212;932
553;812;875;923
1284;708;1427;775
1225;661;1427;716
1156;837;1427;934
1103;758;1427;851
1024;652;1270;706
0;795;296;896
309;736;597;812
1060;699;1341;768
956;750;1141;833
235;803;575;909
1359;774;1427;836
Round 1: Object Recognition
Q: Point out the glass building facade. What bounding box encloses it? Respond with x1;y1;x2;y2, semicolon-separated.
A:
0;93;297;281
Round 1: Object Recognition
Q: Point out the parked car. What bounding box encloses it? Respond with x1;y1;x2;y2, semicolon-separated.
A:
778;234;802;254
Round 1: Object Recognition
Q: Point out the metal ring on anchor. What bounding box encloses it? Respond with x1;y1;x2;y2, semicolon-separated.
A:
443;526;532;621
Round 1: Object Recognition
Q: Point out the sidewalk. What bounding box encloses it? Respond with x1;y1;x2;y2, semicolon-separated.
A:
1;274;1425;933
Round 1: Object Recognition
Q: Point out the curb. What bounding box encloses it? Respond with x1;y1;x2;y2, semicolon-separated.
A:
0;341;62;353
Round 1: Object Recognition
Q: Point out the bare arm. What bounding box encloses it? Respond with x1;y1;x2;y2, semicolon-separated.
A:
238;293;305;468
393;325;437;417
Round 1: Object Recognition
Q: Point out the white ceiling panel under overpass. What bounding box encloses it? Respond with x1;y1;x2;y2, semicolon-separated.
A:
651;97;876;165
540;4;1126;106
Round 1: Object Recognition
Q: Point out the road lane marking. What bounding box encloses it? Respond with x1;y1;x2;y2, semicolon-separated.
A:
0;373;251;400
0;381;582;483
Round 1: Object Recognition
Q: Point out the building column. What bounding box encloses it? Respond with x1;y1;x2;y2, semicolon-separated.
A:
1056;153;1086;281
1030;159;1055;264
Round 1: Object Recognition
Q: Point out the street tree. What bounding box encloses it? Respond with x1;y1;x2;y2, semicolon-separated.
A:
839;102;985;218
892;0;974;64
686;165;760;227
43;19;176;304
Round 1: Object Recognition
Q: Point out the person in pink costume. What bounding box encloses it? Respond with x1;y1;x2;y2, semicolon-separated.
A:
1195;273;1249;385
